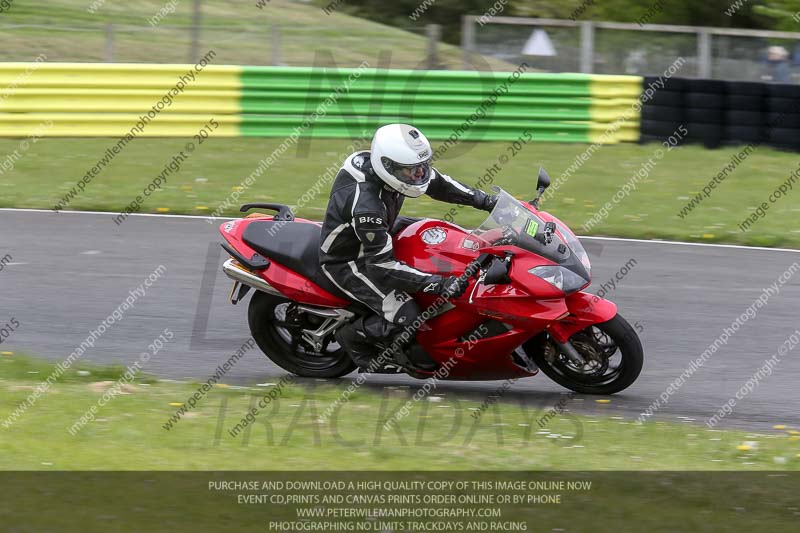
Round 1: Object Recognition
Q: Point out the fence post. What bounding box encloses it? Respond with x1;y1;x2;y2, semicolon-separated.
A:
105;22;114;62
427;24;441;69
461;15;476;70
271;24;282;66
580;21;594;73
189;0;202;63
698;28;712;78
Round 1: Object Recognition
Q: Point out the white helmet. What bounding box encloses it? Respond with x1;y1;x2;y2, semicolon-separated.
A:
370;123;432;198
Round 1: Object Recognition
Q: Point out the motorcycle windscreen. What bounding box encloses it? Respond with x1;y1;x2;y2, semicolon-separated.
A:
469;189;571;265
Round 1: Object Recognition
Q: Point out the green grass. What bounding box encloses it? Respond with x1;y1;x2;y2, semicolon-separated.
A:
2;136;799;248
3;356;800;532
0;0;514;70
2;354;800;471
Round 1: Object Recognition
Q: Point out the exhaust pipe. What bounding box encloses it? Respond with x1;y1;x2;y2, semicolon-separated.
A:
222;259;284;298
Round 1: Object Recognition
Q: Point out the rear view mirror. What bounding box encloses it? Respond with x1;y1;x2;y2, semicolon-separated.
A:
531;167;551;208
537;167;551;191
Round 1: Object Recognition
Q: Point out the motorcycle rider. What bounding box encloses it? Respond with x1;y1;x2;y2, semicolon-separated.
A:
319;123;498;371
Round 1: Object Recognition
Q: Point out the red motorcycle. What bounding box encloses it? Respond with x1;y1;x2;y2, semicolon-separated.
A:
219;168;643;394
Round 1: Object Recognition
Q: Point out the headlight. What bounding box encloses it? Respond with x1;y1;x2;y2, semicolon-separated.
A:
528;266;588;294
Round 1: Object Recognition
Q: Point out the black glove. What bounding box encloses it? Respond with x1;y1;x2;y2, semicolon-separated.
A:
423;275;470;298
477;193;498;212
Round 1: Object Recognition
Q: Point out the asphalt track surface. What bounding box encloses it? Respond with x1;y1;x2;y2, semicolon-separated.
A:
2;208;799;432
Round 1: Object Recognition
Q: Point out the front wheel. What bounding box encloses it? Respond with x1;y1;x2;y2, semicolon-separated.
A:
248;291;356;378
525;314;643;395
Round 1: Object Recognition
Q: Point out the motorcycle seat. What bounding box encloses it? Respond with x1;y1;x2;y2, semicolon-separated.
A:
241;220;351;301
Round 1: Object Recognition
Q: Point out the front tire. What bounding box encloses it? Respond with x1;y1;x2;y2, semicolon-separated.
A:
526;314;643;395
248;291;356;378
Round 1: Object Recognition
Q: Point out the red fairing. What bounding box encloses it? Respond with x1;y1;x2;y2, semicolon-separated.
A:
219;216;349;308
219;218;257;259
546;292;618;343
258;260;350;308
417;318;540;380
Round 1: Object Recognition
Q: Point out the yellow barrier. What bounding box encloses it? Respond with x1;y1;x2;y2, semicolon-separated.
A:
0;113;241;137
0;62;241;89
0;62;241;137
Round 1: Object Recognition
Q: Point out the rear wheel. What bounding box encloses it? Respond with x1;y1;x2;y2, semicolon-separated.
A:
526;314;643;395
248;291;356;378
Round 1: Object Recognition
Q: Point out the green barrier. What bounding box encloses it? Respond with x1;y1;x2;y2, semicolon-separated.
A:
241;67;597;96
0;63;642;143
239;115;596;143
240;66;641;143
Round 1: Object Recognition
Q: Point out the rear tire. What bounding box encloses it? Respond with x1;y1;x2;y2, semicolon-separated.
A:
527;314;643;395
248;291;356;378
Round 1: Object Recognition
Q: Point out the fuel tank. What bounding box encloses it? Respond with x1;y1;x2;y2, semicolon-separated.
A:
393;219;480;276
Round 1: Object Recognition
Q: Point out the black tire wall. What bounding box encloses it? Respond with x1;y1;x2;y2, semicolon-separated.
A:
639;77;800;151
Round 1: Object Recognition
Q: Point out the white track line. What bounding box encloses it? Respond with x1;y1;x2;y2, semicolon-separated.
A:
1;207;798;253
0;207;233;221
579;235;800;254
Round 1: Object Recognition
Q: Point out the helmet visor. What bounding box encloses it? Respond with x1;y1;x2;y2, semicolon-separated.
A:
380;157;431;187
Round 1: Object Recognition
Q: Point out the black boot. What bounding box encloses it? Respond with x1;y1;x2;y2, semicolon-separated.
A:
336;316;438;373
335;315;407;372
334;317;379;370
